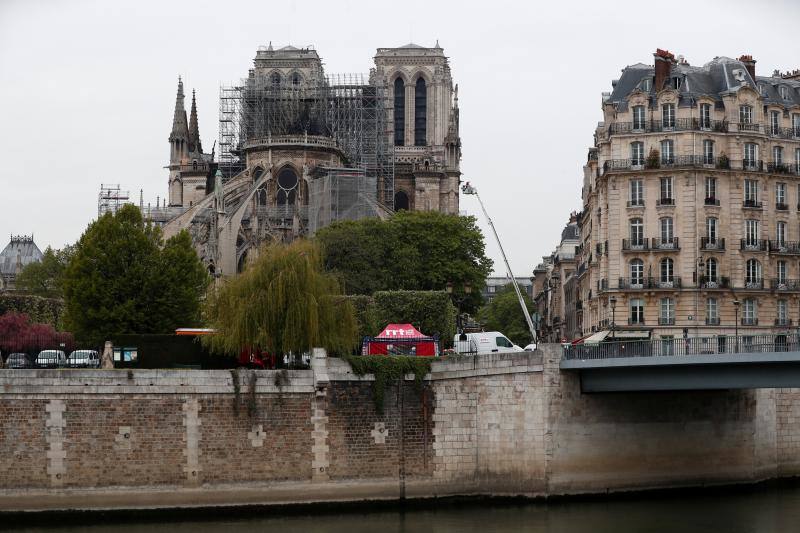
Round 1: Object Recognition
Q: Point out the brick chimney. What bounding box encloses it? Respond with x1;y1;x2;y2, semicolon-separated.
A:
739;55;756;80
654;49;676;91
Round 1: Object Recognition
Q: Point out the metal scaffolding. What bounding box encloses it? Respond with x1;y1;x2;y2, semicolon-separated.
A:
97;184;130;217
218;73;394;210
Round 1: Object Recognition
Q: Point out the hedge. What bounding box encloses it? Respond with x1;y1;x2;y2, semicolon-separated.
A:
0;294;65;329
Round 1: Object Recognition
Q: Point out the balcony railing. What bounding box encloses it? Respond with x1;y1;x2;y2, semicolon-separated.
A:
768;162;793;175
656;197;675;206
767;126;800;140
627;199;645;207
769;241;800;255
659;317;676;326
775;318;794;327
602;155;729;175
743;279;765;290
743;199;762;209
618;277;682;290
699;276;730;289
704;197;721;206
740;239;768;252
652;237;679;250
736;123;763;133
627;318;646;326
741;317;759;326
771;279;800;291
776;202;790;211
607;118;728;136
622;239;649;251
705;317;721;325
700;237;725;251
742;159;764;172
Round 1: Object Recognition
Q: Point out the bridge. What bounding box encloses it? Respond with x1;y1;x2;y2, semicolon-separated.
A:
561;333;800;392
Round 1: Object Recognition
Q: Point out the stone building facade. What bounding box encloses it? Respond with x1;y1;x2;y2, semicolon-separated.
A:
577;49;800;341
158;43;462;277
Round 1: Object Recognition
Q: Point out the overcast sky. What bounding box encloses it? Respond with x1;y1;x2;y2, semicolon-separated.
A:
1;0;799;276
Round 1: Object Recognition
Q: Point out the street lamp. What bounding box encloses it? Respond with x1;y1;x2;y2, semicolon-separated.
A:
609;296;617;341
733;298;740;353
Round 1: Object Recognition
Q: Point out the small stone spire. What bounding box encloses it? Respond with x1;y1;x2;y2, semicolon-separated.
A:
170;76;189;142
188;89;202;154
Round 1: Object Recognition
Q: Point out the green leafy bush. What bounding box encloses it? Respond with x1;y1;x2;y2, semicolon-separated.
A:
0;294;65;329
372;290;456;343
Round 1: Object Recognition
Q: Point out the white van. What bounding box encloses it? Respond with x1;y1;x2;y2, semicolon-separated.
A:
453;331;524;355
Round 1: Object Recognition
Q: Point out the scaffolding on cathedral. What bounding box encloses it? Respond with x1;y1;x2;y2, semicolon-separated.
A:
97;184;130;217
218;73;394;212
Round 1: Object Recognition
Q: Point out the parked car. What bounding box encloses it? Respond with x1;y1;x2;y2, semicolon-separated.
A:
68;350;100;368
452;331;524;355
36;350;67;368
5;353;34;369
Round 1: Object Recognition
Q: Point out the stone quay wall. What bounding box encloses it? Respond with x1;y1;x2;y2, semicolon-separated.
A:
1;345;800;511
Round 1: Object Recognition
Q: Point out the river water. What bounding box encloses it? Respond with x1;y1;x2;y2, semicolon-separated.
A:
7;485;800;533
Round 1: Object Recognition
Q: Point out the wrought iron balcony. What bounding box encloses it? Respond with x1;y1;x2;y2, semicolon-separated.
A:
775;318;794;327
771;279;800;291
618;277;682;290
741;317;759;326
700;237;725;251
607;118;728;136
704;197;721;206
627;199;645;207
659;316;676;326
651;237;679;250
656;197;675;206
776;202;790;211
743;199;762;209
743;279;765;290
740;239;768;252
767;162;797;175
602;156;730;175
736;122;763;133
769;241;800;255
767;126;800;140
705;317;721;325
622;239;649;251
741;159;764;172
699;276;730;289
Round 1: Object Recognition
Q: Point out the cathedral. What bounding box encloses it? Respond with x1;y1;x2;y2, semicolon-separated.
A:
157;42;462;276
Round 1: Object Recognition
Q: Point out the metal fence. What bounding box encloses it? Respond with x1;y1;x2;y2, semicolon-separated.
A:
563;333;800;361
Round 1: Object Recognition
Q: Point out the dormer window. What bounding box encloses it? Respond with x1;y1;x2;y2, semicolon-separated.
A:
780;86;789;100
641;78;652;92
759;84;767;96
671;77;682;90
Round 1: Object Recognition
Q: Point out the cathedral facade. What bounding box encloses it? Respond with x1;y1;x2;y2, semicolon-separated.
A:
158;42;461;276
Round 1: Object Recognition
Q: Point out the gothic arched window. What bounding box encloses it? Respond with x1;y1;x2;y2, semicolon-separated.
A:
394;78;405;146
270;72;281;89
394;190;409;211
276;167;299;206
414;77;427;146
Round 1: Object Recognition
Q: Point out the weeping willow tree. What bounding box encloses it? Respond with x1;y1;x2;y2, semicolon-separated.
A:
202;239;358;358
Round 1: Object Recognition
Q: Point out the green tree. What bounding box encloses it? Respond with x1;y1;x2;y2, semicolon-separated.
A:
15;245;74;298
315;211;493;312
202;239;358;359
62;204;209;342
477;284;535;346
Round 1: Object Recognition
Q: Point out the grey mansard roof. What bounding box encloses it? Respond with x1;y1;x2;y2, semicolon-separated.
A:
0;236;43;276
607;56;800;109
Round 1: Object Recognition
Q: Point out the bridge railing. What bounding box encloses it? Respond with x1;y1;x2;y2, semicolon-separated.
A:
563;333;800;360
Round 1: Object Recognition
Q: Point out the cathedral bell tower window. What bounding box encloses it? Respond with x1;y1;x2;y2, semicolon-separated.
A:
414;78;427;146
394;78;405;146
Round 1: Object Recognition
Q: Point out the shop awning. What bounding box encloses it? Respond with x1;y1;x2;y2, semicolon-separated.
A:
584;331;609;345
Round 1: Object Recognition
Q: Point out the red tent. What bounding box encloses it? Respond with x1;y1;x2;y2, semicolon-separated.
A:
362;324;439;357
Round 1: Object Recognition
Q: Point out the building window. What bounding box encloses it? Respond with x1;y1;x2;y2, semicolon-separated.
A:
629;179;644;206
703;140;714;165
706;217;718;244
393;78;405;146
778;260;787;284
660;257;674;283
414;77;427;146
630;218;644;246
797;148;800;173
660;217;673;243
270;72;281;88
660;298;674;325
706;258;718;280
488;285;496;294
771;110;781;135
777;221;787;247
774;146;784;165
671;77;682;90
740;105;753;124
394;190;409;211
746;259;762;286
631;142;644;166
291;73;301;86
777;182;787;208
778;299;789;324
707;298;719;322
661;139;674;164
700;103;711;129
705;176;717;202
781;86;789;100
743;298;757;325
630;298;645;325
630;259;644;286
662;103;675;128
744;143;759;167
744;179;759;204
641;78;652;92
745;219;760;246
794;114;800;137
276;167;298;206
633;105;645;130
660;176;673;202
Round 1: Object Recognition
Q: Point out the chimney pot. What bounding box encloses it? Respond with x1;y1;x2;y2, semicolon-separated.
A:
738;55;757;79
